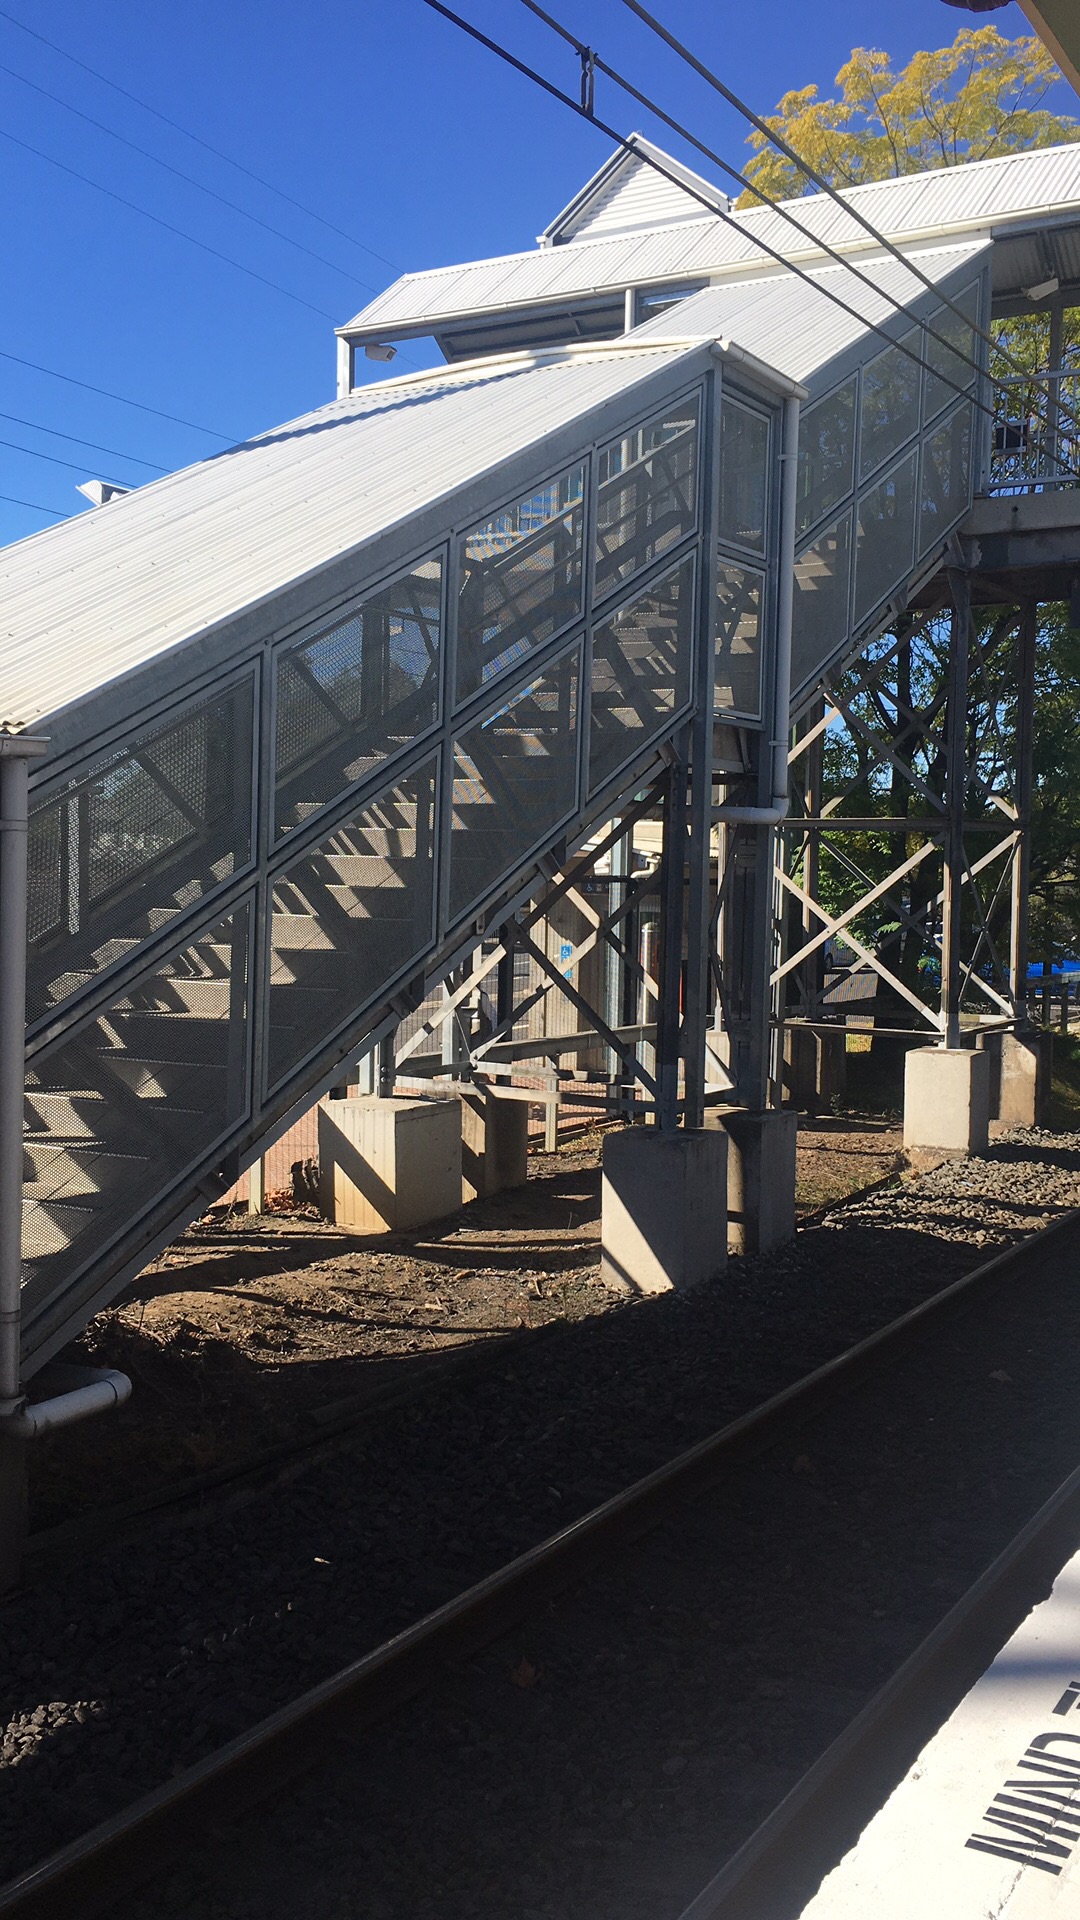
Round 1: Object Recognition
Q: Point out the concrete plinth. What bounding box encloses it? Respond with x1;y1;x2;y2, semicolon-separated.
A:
318;1095;461;1233
980;1027;1051;1131
784;1026;847;1115
903;1047;990;1158
705;1106;797;1255
600;1127;727;1296
457;1088;529;1203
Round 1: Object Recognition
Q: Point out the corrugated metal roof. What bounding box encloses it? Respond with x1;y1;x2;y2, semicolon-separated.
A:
540;134;728;246
341;141;1080;338
630;240;992;386
0;343;696;735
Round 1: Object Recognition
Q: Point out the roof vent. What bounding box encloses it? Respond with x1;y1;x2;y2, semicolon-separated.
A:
76;480;130;507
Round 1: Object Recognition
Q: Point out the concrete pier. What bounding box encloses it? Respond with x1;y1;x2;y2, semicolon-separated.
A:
600;1126;727;1295
456;1087;529;1203
784;1026;847;1116
903;1046;990;1158
981;1027;1051;1132
318;1095;461;1232
705;1107;798;1255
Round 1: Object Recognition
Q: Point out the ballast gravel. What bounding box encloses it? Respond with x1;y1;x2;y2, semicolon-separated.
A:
1;1127;1078;1885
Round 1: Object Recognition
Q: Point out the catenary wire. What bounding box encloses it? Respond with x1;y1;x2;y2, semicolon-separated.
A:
0;124;339;320
0;348;237;439
0;56;385;295
0;5;401;271
421;0;1004;433
0;433;135;483
0;412;168;471
0;490;67;516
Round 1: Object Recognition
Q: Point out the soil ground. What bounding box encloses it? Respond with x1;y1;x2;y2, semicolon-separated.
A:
35;1118;903;1535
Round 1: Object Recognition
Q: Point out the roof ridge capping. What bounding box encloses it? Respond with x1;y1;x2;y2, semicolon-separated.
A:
538;131;729;247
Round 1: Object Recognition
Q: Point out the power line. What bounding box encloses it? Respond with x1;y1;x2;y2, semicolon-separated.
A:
0;410;167;471
0;5;401;272
0;348;236;439
422;2;999;430
0;432;133;482
0;124;339;320
0;55;384;296
0;490;67;517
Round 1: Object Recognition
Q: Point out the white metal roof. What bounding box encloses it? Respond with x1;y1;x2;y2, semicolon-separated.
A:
0;342;697;735
340;140;1080;341
629;239;992;387
539;133;728;247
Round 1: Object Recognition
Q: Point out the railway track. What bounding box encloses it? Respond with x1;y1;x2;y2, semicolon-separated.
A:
3;1208;1080;1920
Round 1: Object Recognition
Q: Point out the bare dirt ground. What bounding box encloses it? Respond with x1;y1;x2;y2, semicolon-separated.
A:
33;1119;903;1535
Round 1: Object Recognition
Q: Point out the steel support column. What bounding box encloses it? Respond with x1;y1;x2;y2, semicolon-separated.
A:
942;573;972;1050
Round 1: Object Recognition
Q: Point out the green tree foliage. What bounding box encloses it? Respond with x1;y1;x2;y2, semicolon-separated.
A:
737;26;1079;207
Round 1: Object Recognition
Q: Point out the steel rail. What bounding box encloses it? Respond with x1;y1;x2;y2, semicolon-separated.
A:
2;1208;1077;1920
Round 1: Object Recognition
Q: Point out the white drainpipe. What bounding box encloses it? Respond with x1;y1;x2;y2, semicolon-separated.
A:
714;390;800;826
0;734;131;1435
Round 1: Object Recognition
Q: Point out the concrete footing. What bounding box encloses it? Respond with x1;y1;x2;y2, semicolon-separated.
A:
902;1046;990;1158
317;1095;461;1232
705;1106;798;1255
784;1026;847;1115
600;1127;727;1295
456;1088;529;1203
980;1028;1051;1131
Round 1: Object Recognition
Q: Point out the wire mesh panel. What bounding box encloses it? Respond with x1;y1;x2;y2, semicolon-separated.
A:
796;379;855;540
267;758;437;1092
589;555;695;797
715;562;764;719
859;330;921;482
22;907;250;1317
456;466;585;703
594;397;699;604
923;283;979;424
448;649;580;926
853;449;917;625
26;679;254;1031
717;398;770;554
791;510;852;697
919;403;973;557
274;556;442;839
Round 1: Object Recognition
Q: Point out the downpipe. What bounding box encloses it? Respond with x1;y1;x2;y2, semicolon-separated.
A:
714;390;800;828
0;1365;132;1439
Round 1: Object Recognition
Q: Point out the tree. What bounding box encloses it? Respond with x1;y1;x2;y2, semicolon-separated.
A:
736;26;1079;207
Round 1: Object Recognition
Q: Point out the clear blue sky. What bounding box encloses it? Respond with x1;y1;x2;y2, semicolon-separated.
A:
0;0;1069;548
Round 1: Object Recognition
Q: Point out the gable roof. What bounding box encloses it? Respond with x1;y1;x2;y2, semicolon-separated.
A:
539;132;729;246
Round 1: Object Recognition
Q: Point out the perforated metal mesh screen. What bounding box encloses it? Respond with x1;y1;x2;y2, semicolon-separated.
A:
589;555;695;798
860;332;920;483
791;511;852;697
923;283;979;424
796;380;855;541
456;467;584;704
920;404;972;558
274;557;442;839
22;907;249;1314
26;681;253;1031
854;450;917;624
717;399;769;556
595;400;699;604
267;758;437;1092
715;563;763;720
448;649;579;926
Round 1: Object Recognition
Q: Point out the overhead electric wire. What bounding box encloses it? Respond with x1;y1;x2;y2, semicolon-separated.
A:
0;490;67;517
0;56;384;295
422;0;1001;433
0;124;339;320
0;5;400;272
0;412;167;471
0;348;236;440
0;433;133;484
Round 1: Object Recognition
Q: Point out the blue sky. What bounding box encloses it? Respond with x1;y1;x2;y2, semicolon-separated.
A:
0;0;1071;548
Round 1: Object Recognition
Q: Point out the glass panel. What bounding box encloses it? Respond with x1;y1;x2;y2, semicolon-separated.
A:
854;450;917;626
456;465;585;702
27;680;253;1028
714;563;763;719
796;379;855;539
274;557;442;839
923;281;980;423
859;330;920;482
449;649;579;925
589;555;695;797
718;399;770;553
790;512;852;695
634;283;706;325
920;404;973;557
594;399;699;603
267;760;437;1092
22;908;249;1313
